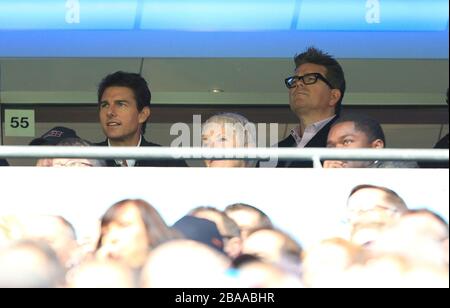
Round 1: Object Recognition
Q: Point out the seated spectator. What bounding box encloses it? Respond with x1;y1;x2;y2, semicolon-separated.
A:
96;199;178;270
141;240;231;288
224;203;273;240
30;126;80;146
347;185;408;224
324;113;418;168
398;209;449;243
189;206;242;259
241;228;302;273
68;259;137;288
95;71;187;167
236;259;303;288
372;209;449;267
0;240;65;288
202;113;257;168
346;184;409;245
172;215;224;253
49;138;106;167
29;126;100;167
16;215;78;269
301;237;364;287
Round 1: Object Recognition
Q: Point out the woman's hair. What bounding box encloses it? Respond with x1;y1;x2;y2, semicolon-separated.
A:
203;113;256;148
96;199;177;250
203;113;257;167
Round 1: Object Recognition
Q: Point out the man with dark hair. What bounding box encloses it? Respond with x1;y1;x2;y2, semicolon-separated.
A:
30;126;82;167
37;137;107;167
95;71;186;167
276;47;346;168
324;113;417;168
224;203;273;240
29;126;79;146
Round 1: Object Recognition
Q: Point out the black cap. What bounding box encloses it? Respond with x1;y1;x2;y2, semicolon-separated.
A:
173;216;224;253
29;127;79;146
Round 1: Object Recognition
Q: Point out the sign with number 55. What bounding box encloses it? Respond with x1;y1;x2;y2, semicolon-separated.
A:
4;109;35;137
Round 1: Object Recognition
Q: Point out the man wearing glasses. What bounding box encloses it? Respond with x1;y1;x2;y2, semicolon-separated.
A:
277;47;346;168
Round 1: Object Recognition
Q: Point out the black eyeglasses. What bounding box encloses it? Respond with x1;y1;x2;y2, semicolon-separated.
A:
284;73;334;89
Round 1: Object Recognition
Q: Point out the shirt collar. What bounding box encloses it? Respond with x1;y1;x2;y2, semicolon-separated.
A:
290;115;336;146
107;135;142;148
108;136;142;167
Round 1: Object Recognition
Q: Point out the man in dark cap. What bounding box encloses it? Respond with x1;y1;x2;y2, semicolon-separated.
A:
173;216;224;253
29;126;79;146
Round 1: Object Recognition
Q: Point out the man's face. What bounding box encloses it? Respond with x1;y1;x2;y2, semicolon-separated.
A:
347;188;401;227
289;63;336;116
51;158;94;167
325;121;382;168
226;209;263;240
327;122;372;149
99;86;149;143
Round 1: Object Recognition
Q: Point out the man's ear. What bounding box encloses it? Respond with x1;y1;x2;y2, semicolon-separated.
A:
371;139;385;149
139;106;151;124
329;89;342;108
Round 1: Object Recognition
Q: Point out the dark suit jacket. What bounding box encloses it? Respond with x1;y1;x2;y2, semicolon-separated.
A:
95;138;188;167
419;134;449;169
274;118;337;168
0;159;9;167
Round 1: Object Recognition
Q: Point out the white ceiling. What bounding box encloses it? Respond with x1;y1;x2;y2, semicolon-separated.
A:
0;57;448;106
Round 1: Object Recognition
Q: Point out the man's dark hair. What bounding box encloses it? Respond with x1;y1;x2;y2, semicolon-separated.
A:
294;47;346;115
224;203;273;230
97;71;151;134
332;113;386;145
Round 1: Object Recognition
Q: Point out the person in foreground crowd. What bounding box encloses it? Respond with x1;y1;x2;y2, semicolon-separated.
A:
190;206;243;259
0;158;9;167
275;47;346;168
0;240;65;288
224;203;273;240
11;215;78;270
324;113;418;168
346;184;409;246
0;193;448;288
202;112;257;168
95;71;187;167
241;228;303;275
172;215;225;253
95;199;178;270
141;239;231;288
68;259;137;288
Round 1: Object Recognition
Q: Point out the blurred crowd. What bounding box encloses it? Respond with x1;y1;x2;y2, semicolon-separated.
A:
0;184;448;288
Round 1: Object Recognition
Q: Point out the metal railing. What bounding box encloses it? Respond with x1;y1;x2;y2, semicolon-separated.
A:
0;146;448;168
